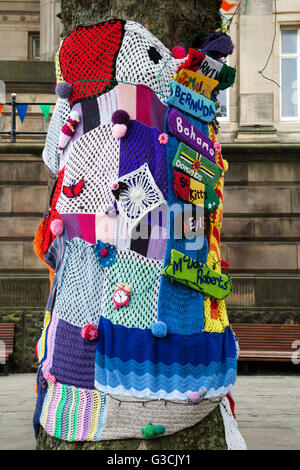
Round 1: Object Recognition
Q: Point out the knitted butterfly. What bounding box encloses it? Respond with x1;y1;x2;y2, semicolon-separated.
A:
63;179;85;198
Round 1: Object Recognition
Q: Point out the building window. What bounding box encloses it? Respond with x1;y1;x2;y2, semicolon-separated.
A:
216;87;229;121
216;58;229;122
28;33;40;60
280;29;299;120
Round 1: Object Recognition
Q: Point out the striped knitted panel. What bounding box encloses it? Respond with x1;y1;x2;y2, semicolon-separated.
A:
33;368;48;438
41;312;59;374
50;317;96;389
56;123;120;215
44;233;68;312
40;381;107;442
53;238;105;328
100;250;163;329
37;310;51;365
60;214;96;245
119;120;168;199
95;317;237;400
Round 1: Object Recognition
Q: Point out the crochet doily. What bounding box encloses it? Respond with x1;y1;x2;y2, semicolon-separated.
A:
116;163;166;230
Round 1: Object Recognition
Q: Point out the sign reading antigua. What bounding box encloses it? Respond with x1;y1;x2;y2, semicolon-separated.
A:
172;142;222;188
175;68;219;98
166;81;216;122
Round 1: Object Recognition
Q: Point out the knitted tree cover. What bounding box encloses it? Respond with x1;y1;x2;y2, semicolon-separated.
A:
34;19;244;448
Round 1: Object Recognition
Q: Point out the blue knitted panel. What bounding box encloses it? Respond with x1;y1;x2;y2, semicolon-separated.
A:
156;108;210;334
94;317;237;400
53;238;105;328
33;367;48;438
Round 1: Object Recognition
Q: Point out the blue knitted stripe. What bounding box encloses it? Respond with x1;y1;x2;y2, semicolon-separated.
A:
95;352;237;395
97;317;237;366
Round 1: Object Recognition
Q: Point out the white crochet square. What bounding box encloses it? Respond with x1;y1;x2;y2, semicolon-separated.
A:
116;22;185;103
116;163;166;230
56;123;120;214
42;98;71;175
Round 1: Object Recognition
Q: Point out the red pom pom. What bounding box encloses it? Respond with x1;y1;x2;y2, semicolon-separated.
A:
81;324;98;341
172;46;187;59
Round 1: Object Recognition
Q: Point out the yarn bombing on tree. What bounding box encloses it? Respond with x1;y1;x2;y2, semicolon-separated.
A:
33;17;246;449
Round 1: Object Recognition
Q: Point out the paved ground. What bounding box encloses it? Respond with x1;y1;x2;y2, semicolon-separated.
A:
0;373;299;450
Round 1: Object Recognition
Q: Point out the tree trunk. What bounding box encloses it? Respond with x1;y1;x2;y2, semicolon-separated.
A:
37;0;229;451
36;404;227;450
58;0;222;49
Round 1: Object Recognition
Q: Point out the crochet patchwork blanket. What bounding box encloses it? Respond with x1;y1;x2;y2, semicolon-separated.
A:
33;19;244;447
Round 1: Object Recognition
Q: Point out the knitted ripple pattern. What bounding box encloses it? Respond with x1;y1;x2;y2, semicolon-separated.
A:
34;19;241;445
95;316;237;401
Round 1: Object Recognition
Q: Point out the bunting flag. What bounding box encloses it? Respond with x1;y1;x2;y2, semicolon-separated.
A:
16;104;28;123
40;104;51;121
0;104;4;116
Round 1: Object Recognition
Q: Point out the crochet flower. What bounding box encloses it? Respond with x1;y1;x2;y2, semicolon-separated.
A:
94;240;117;267
158;133;168;144
214;142;222;153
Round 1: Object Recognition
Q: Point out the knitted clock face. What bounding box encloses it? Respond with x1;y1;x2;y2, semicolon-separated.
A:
113;287;130;309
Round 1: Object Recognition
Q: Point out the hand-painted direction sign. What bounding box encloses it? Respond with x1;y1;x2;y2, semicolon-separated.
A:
167;108;216;163
178;48;236;90
166;81;216;123
175;68;219;98
172;142;222;188
174;170;220;212
162;249;232;300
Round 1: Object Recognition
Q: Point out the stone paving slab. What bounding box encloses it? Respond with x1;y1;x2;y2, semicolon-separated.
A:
0;373;299;450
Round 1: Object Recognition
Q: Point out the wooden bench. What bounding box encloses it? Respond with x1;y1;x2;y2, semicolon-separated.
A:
231;323;300;362
0;323;15;375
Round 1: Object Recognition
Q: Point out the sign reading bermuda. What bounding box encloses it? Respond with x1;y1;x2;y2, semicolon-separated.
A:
174;170;220;212
172;142;222;188
167;108;216;163
175;68;219;98
166;81;216;123
162;249;232;300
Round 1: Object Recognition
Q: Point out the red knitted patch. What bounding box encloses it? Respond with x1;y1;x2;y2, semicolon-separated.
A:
59;20;125;106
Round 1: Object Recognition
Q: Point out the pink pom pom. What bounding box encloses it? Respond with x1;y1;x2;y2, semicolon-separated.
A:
81;324;98;341
190;392;202;404
214;142;222;153
50;219;64;236
112;124;127;139
171;46;187;59
44;372;56;384
158;133;168;145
